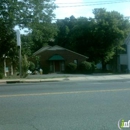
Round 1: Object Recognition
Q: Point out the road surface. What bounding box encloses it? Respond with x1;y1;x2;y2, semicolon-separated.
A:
0;80;130;130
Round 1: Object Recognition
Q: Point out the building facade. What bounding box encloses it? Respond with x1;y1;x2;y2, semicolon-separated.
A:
119;33;130;72
33;45;88;73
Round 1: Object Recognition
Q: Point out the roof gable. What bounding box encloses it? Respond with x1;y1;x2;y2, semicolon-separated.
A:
48;45;65;50
33;45;88;59
33;45;52;56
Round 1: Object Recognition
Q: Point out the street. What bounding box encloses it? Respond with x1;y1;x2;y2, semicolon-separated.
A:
0;80;130;130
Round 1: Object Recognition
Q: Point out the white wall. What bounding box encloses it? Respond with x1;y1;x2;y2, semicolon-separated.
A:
120;54;128;65
127;44;130;72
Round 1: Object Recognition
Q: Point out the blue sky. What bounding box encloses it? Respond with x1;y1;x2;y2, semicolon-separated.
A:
54;0;130;19
19;0;130;34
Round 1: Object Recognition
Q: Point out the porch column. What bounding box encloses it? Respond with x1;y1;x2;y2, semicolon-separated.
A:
127;43;130;72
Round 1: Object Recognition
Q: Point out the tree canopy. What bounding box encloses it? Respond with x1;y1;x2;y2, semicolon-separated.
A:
53;9;130;70
0;0;57;59
1;3;130;73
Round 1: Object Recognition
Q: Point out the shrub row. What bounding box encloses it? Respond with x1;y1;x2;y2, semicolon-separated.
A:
0;67;3;79
66;61;95;74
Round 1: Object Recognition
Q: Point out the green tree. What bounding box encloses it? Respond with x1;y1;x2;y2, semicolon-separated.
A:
92;8;130;70
69;17;95;55
0;0;57;58
67;9;130;71
0;0;20;60
0;18;16;59
20;0;57;54
22;55;30;77
30;22;57;53
29;61;35;72
53;16;76;48
21;34;33;56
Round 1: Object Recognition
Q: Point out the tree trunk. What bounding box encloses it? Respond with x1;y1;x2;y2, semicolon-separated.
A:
11;64;13;76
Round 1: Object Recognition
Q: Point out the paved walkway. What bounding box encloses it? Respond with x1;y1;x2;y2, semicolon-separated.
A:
0;74;130;84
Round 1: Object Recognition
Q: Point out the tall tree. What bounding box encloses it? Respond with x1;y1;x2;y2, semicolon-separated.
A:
19;0;57;53
69;17;95;56
0;0;57;58
92;8;130;70
53;16;76;48
54;9;130;71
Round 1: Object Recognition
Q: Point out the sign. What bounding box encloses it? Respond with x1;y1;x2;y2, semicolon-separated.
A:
118;119;130;130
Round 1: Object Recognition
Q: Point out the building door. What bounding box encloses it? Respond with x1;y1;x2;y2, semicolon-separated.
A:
55;61;60;72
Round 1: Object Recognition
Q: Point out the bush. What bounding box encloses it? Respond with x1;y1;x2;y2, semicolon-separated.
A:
0;73;3;79
91;62;96;72
0;68;3;79
29;61;35;72
79;61;94;74
43;66;49;74
66;62;77;73
22;55;30;77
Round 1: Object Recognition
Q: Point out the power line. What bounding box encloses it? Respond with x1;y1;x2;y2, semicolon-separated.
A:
56;0;130;8
56;0;130;5
52;16;130;21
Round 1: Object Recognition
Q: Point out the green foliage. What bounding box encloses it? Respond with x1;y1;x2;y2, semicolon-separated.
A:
22;55;30;77
0;73;3;79
28;55;41;71
21;34;33;56
30;23;57;53
54;9;130;71
0;67;3;79
0;0;19;60
53;16;76;49
0;18;16;59
42;66;49;74
66;62;77;73
79;61;94;73
91;62;96;72
29;62;35;72
20;0;57;55
0;0;57;60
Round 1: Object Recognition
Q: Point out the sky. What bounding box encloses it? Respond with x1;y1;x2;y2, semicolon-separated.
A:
54;0;130;19
20;0;130;34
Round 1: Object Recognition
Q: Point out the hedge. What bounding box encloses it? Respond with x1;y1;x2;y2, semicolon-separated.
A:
66;62;77;73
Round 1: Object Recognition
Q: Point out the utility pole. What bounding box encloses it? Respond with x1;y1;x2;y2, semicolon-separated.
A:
16;30;22;78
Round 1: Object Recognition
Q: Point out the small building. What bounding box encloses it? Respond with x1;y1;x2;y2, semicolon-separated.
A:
33;45;88;73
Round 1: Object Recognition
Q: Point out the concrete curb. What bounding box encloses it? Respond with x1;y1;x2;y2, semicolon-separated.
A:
0;78;67;84
0;75;130;84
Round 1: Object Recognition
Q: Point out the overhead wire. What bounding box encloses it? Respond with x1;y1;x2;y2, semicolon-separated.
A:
56;0;130;8
56;0;130;4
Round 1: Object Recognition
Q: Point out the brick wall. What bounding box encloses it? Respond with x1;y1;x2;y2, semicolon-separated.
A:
37;50;87;71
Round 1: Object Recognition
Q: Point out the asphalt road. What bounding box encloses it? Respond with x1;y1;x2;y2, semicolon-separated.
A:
0;80;130;130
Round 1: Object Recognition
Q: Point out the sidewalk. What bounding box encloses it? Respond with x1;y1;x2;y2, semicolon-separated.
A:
0;74;130;84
